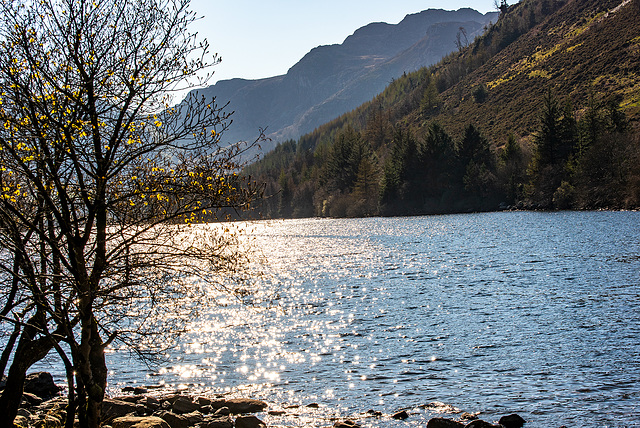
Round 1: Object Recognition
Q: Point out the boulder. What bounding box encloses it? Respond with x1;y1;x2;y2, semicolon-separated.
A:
224;398;267;414
427;418;465;428
499;414;526;428
392;410;409;420
333;420;360;428
213;406;231;416
13;415;30;428
137;396;162;411
196;396;214;407
171;396;199;414
24;373;61;400
112;415;171;428
21;392;43;407
207;399;227;410
235;415;266;428
102;398;139;422
114;395;141;403
200;416;234;428
460;412;479;421
34;414;62;428
17;408;33;418
159;412;190;428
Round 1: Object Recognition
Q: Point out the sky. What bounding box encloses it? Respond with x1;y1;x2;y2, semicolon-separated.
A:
188;1;509;86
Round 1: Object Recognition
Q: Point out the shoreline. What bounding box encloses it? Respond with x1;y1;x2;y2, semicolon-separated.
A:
10;373;528;428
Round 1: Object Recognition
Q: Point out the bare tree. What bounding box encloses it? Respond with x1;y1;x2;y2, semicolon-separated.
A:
0;0;262;427
455;26;469;51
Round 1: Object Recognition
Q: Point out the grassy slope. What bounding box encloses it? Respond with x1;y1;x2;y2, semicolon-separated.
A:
416;0;640;145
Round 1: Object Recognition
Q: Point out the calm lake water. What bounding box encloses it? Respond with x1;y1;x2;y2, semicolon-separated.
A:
41;212;640;427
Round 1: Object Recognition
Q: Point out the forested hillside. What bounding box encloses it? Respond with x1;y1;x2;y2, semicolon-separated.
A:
247;0;640;218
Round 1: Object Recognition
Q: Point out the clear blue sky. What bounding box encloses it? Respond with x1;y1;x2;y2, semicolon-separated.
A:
189;1;512;85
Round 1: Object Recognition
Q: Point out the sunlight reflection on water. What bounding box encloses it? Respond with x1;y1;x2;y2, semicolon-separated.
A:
30;212;640;427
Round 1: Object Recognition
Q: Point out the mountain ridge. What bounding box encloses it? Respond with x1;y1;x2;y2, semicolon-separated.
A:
195;8;497;148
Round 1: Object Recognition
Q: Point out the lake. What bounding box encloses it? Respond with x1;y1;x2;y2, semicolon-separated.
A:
41;211;640;427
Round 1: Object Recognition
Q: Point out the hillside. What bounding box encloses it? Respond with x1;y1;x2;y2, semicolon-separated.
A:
246;0;640;218
192;8;497;149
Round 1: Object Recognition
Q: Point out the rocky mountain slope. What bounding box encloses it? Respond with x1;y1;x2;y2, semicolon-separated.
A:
195;8;497;149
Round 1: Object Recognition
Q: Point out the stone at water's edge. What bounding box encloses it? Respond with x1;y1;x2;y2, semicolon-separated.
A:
23;372;61;400
499;413;526;428
102;398;139;422
158;410;203;428
235;415;266;428
333;419;361;428
426;417;465;428
223;398;268;414
392;410;409;420
112;415;170;428
213;406;231;416
171;395;201;414
200;415;234;428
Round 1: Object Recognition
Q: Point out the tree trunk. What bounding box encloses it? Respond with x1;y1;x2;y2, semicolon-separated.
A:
0;313;54;427
76;313;107;428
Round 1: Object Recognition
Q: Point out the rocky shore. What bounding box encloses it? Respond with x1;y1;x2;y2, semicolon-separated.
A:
9;372;528;428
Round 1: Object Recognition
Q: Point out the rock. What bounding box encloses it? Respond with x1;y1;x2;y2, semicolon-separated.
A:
465;420;502;428
498;414;526;428
213;406;230;416
21;392;43;407
366;409;382;417
185;411;204;424
306;402;320;408
224;398;267;414
17;408;33;418
102;398;139;422
460;412;479;421
207;399;227;410
235;415;266;428
427;417;465;428
159;412;190;428
34;414;62;428
171;396;199;414
112;415;171;428
46;408;67;425
200;416;234;428
115;395;141;403
134;387;148;395
13;415;30;428
137;396;162;411
136;403;152;416
392;410;409;420
196;396;213;407
333;420;360;428
24;373;60;400
268;410;286;416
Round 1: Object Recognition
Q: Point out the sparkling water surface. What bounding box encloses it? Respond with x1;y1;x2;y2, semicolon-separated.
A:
36;211;640;427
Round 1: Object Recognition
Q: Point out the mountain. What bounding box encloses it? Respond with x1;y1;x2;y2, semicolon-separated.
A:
246;0;640;218
196;8;497;148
